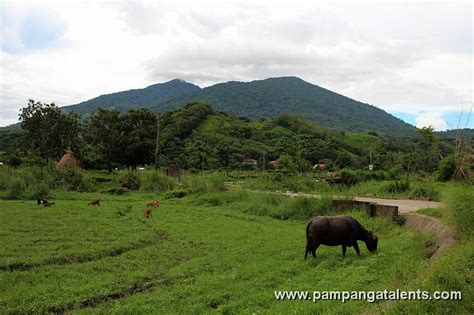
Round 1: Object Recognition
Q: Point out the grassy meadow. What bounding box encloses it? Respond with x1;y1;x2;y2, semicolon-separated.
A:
0;168;472;314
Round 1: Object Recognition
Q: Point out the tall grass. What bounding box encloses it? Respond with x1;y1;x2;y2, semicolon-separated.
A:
190;189;334;220
390;184;474;314
0;166;95;199
182;173;227;194
444;185;474;239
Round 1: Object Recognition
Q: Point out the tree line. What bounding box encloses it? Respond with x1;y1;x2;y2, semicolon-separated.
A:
2;99;470;181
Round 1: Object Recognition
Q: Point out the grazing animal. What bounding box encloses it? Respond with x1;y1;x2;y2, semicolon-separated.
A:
43;201;55;207
88;199;101;206
305;215;378;259
144;208;153;218
37;197;48;205
146;200;160;207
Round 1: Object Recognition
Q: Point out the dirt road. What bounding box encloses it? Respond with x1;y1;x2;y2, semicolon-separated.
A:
278;191;443;213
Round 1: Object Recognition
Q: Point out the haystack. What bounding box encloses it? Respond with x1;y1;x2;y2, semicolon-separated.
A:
56;150;81;171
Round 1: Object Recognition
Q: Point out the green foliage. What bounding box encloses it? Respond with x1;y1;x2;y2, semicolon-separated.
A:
0;166;95;198
445;186;474;238
384;180;410;194
62;79;201;115
5;177;27;199
0;193;437;314
182;173;226;194
140;171;176;192
436;156;455;181
409;185;440;201
340;169;389;186
154;77;416;137
18;100;81;162
0;129;23;151
54;167;95;192
117;171;141;191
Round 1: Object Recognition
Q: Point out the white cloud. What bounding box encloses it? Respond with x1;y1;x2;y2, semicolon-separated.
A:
415;114;448;131
0;0;472;127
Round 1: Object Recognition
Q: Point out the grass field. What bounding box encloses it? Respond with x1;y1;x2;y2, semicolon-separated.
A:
0;187;450;314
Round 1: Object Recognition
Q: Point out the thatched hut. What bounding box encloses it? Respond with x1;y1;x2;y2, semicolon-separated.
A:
55;150;81;171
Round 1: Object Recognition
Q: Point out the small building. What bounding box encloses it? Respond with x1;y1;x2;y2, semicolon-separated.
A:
242;158;257;166
56;150;81;171
312;163;327;171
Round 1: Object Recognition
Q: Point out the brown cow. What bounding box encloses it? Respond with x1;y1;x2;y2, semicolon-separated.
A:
88;199;101;206
146;200;160;207
144;208;153;218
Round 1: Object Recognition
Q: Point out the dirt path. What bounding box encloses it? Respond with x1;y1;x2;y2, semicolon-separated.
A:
352;197;443;213
276;191;444;213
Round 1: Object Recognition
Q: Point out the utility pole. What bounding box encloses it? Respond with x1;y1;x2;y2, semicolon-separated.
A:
154;113;160;170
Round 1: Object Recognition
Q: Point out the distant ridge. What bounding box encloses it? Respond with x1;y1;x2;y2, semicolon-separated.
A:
62;79;201;115
62;76;416;137
153;77;416;137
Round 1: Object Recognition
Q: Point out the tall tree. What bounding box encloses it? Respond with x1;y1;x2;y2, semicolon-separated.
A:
85;108;123;172
18;100;80;163
119;109;157;168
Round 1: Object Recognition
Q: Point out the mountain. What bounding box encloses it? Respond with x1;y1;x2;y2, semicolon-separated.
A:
63;76;416;137
153;77;415;137
62;79;201;115
435;128;474;140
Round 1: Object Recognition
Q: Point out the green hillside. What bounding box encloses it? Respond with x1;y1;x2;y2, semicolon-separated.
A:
156;103;416;171
62;79;201;115
154;77;416;137
61;77;415;137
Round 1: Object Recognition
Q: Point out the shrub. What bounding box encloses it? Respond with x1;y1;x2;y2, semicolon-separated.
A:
340;169;359;186
117;171;141;191
284;197;333;220
182;173;226;194
384;181;410;194
6;177;27;199
446;186;474;238
436;156;455;182
141;171;176;192
27;182;51;199
164;189;188;199
409;185;440;201
54;167;95;192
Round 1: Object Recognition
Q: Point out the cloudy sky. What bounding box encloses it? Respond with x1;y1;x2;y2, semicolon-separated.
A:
1;0;472;130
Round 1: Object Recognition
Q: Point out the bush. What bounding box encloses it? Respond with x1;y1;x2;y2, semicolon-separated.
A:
0;166;53;199
141;171;176;192
340;169;390;186
340;169;359;186
409;185;440;201
436;156;455;182
54;167;95;192
182;173;226;194
283;197;333;220
446;186;474;238
164;189;188;199
6;177;27;199
117;171;141;191
384;181;410;194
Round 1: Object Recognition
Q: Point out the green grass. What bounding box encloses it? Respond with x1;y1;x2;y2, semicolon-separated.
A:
0;188;452;314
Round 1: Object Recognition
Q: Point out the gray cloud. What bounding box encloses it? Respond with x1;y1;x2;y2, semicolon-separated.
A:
0;1;471;128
